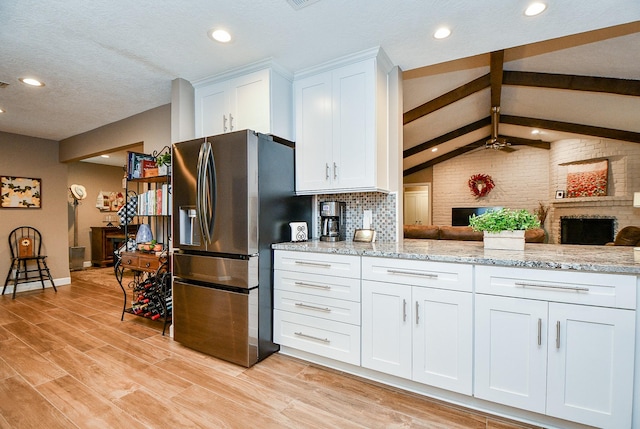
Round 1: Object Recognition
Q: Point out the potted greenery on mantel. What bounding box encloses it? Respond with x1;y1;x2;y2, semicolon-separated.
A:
469;208;540;250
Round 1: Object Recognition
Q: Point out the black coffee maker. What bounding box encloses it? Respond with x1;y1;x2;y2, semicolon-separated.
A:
320;201;346;242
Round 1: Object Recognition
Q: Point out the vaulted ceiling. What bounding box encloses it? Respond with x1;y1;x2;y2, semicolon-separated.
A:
402;22;640;176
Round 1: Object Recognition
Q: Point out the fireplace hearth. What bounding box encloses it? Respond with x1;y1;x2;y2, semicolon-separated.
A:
560;217;615;245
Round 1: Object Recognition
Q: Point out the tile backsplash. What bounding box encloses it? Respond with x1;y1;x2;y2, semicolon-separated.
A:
315;192;397;242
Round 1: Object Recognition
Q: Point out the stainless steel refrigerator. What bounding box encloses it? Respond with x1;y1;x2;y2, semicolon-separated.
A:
172;130;311;367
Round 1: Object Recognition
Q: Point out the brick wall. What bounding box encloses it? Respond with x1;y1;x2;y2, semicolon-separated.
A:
432;145;550;225
549;138;640;243
428;138;640;243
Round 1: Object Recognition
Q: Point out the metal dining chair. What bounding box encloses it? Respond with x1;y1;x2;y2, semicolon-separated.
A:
3;226;57;299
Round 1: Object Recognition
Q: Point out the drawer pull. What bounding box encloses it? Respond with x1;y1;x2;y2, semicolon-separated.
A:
295;302;331;313
145;262;151;268
515;282;589;293
294;332;330;343
387;269;438;279
294;261;332;268
294;281;331;291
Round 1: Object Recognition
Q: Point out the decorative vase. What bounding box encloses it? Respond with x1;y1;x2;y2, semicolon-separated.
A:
483;230;525;251
135;223;153;244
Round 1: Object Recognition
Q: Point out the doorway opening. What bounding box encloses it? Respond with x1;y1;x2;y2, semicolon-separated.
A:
403;183;431;226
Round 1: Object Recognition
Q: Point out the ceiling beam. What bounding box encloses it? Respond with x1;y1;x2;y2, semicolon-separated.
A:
490;50;504;107
404;138;487;176
403;117;490;158
501;115;640;143
403;74;490;125
502;71;640;96
403;133;552;175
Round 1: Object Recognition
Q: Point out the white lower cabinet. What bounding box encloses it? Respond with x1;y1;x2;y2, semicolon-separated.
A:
274;251;638;429
475;266;637;429
361;257;473;395
273;251;361;365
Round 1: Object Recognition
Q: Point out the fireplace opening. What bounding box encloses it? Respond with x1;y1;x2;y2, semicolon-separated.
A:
560;217;615;245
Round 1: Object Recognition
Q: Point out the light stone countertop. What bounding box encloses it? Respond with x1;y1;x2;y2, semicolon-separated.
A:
272;239;640;275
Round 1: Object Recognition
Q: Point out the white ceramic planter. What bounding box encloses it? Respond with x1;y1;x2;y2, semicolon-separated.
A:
158;164;170;176
483;230;525;251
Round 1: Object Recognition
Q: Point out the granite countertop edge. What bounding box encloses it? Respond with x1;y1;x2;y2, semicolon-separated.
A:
272;239;640;275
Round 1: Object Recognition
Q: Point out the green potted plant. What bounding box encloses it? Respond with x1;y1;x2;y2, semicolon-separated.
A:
155;148;171;176
469;208;540;250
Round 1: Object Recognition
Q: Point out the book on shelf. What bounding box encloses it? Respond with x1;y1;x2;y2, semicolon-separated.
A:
127;152;158;180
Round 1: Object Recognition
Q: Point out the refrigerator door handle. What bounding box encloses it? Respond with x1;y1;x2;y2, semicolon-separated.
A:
197;140;217;244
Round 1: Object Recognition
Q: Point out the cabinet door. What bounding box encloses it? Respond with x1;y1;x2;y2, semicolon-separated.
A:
229;69;270;134
412;288;472;395
294;72;333;193
361;280;412;379
331;59;375;190
546;303;635;429
475;295;548;414
195;81;228;137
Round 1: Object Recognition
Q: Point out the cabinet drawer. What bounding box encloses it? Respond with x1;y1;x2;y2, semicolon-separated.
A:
274;269;360;302
273;310;361;365
475;265;637;309
275;250;360;279
120;253;139;268
362;257;472;292
274;290;360;325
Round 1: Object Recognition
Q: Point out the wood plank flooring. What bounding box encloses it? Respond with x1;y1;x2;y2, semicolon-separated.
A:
0;268;543;429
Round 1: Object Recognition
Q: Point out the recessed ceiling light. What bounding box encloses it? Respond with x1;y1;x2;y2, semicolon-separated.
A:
524;2;546;16
19;77;45;87
208;28;232;43
433;27;451;39
531;129;540;135
431;147;438;152
101;154;110;158
0;107;4;113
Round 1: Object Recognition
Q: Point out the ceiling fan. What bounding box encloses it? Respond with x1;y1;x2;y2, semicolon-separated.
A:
485;106;516;152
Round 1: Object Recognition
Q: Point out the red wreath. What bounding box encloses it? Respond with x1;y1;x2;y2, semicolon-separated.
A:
468;173;495;198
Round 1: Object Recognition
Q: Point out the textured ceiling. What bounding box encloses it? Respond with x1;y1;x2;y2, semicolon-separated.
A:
0;1;639;144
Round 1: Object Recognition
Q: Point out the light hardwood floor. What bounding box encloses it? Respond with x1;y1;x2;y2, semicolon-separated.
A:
0;268;543;429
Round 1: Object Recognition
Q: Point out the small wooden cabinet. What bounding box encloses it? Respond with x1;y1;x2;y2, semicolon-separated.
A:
90;226;137;267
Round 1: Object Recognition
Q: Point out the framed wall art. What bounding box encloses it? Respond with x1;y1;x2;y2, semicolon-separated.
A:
566;159;608;198
1;176;42;208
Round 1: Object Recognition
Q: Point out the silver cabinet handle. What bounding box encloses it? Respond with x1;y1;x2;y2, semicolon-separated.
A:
223;114;228;132
537;318;542;346
295;332;329;343
515;282;589;293
403;299;407;322
295;261;331;268
294;281;331;291
415;301;419;325
387;269;438;279
325;163;330;180
295;302;331;312
556;321;561;349
229;113;234;131
333;162;338;180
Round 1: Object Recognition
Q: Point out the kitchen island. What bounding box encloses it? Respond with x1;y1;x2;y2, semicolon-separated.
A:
272;239;640;429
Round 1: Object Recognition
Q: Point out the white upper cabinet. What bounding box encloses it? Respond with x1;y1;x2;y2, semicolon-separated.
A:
294;48;393;194
194;63;293;140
